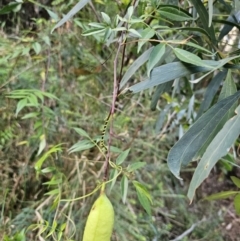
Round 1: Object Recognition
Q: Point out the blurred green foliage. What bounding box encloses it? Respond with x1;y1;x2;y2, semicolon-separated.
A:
0;0;240;241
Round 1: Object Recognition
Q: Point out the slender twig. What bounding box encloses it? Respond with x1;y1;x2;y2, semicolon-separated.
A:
102;0;140;181
118;38;127;93
170;217;206;241
103;36;123;181
89;0;101;22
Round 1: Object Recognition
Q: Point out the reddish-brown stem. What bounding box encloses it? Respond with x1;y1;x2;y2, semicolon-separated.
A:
103;36;123;181
103;0;140;181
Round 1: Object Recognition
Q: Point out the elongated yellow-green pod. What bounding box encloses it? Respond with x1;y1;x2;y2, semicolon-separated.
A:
82;189;114;241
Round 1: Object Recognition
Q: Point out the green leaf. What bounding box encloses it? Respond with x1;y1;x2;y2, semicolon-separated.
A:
189;56;240;84
196;70;227;119
217;69;237;122
168;91;240;179
190;0;217;45
88;22;106;28
150;81;173;111
101;12;111;24
41;91;59;100
120;47;153;89
234;194;240;215
68;140;95;153
46;9;59;20
73;127;90;138
155;104;172;133
27;93;39;106
128;60;218;93
219;69;237;101
127;162;146;172
173;48;212;68
217;16;239;41
12;229;26;241
16;98;27;116
109;169;119;191
133;181;152;202
133;181;152;215
158;6;194;21
51;0;91;33
185;41;213;54
40;167;55;173
231;176;240;188
147;44;165;77
187;104;240;202
43;178;62;186
137;28;155;53
208;0;214;27
175;27;211;40
112;27;127;31
35;144;62;173
121;175;128;204
116;149;130;165
32;42;42;55
82;28;106;36
128;28;141;37
44;189;60;196
220;154;235;172
0;3;20;14
37;135;46;156
127;6;134;19
204;191;239;200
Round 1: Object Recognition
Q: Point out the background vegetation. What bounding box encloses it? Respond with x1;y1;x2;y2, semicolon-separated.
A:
0;0;240;240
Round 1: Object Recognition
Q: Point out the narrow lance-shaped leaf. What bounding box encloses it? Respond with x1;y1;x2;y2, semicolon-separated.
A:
73;127;90;138
234;194;240;215
133;181;152;215
208;0;214;27
218;69;237;101
190;0;217;45
109;169;119;191
196;70;227;119
150;81;173;111
51;0;91;33
218;0;232;13
231;176;240;188
189;56;240;84
0;3;20;14
147;44;165;77
116;149;130;165
217;69;237;121
204;190;239;201
127;162;146;172
128;60;219;93
121;175;129;204
138;28;155;53
68;140;95;153
167;91;240;179
196;70;237;158
174;48;213;68
188;104;240;202
158;6;194;21
120;47;153;89
155;104;172;133
175;27;211;40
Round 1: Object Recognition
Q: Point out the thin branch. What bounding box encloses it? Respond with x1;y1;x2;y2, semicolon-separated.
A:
170;217;206;241
102;0;140;181
103;35;123;181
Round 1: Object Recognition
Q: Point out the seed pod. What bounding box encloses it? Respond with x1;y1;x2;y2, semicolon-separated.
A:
82;190;114;241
